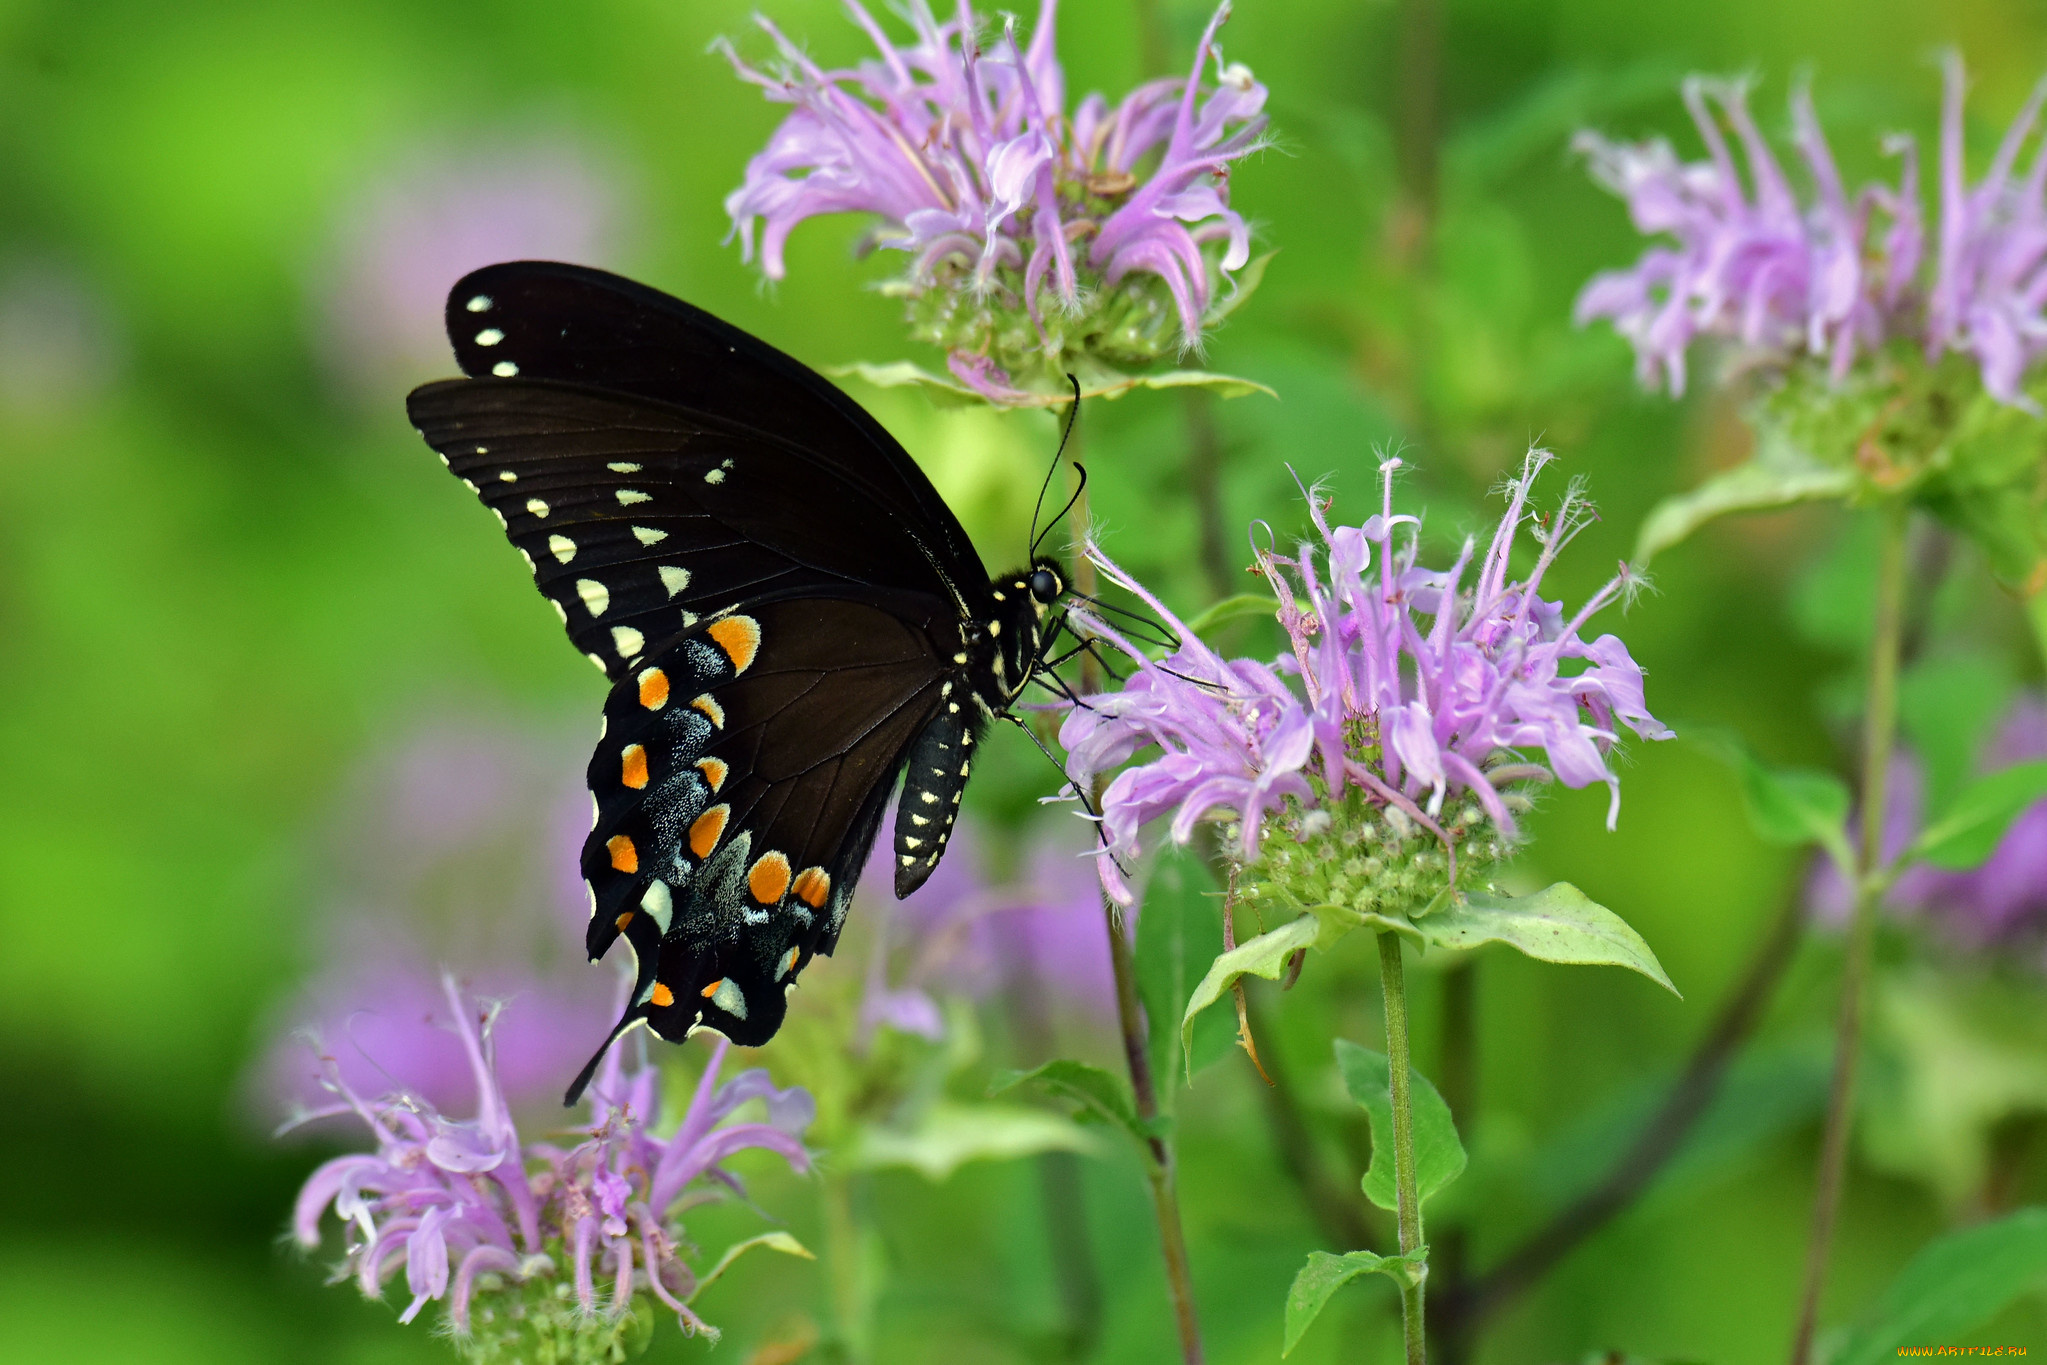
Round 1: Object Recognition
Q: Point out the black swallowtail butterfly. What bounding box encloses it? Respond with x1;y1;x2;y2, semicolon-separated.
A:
405;262;1072;1104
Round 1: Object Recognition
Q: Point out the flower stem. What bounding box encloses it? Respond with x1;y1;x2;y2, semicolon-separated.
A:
1377;930;1428;1364
1788;499;1911;1365
1067;450;1204;1365
1105;887;1205;1364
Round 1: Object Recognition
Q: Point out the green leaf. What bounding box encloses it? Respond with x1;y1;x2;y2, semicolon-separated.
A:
1688;728;1854;872
991;1059;1153;1152
846;1101;1099;1181
831;359;1275;408
686;1231;815;1304
1179;914;1321;1080
1908;759;2047;870
1335;1040;1468;1211
1181;592;1276;641
1134;851;1233;1091
1634;429;1856;564
1415;884;1680;996
1281;1248;1425;1356
1828;1207;2047;1365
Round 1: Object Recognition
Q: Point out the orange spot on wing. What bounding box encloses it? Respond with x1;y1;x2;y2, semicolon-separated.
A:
620;744;649;789
689;805;730;859
707;615;761;674
691;694;725;728
700;978;724;998
650;982;675;1008
615;911;635;932
607;835;638;874
637;668;669;710
748;850;792;904
791;866;831;909
695;756;728;792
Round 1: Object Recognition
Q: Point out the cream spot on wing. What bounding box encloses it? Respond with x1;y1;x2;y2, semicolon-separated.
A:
497;470;516;482
465;295;492;313
526;498;550;519
710;977;748;1020
658;565;690;597
475;328;504;346
616;489;651;506
548;534;577;564
704;468;726;485
632;526;668;546
492;360;519;377
640;880;674;934
551;599;568;624
587;652;608;673
776;946;800;980
612;625;645;658
575;578;610;616
607;462;641;473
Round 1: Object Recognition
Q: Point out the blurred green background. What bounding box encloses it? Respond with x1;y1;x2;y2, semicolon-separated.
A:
5;0;2047;1360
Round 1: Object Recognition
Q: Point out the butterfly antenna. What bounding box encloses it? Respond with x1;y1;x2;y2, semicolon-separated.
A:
1034;461;1090;561
1027;375;1085;563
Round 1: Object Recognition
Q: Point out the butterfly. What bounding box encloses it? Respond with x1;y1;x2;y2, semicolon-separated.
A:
405;262;1075;1103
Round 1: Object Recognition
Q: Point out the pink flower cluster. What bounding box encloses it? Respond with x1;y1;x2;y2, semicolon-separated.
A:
289;980;811;1340
720;0;1267;391
1060;454;1671;903
1578;57;2047;407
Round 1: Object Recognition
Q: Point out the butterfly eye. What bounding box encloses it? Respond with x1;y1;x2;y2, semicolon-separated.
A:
1028;568;1060;602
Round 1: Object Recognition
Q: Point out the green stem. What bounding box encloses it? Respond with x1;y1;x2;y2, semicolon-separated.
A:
1788;500;1911;1365
1378;931;1428;1364
1067;450;1204;1365
1105;898;1205;1364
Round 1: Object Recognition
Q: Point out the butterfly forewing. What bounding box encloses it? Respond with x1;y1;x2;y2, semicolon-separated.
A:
408;378;971;680
443;260;982;584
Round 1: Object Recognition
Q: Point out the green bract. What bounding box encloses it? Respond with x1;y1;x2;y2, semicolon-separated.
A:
1640;351;2047;607
1234;788;1509;927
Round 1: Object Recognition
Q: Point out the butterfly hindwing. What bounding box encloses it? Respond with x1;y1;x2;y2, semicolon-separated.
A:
581;593;953;1045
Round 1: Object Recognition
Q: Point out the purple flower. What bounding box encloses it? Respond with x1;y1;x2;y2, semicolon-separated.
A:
313;135;631;398
719;0;1268;400
1062;453;1672;905
1813;694;2047;952
1927;56;2047;408
1579;58;2047;408
290;979;812;1348
1574;79;1918;396
251;717;618;1128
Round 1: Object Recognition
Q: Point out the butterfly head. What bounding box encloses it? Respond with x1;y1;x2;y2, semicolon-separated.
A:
1026;558;1065;615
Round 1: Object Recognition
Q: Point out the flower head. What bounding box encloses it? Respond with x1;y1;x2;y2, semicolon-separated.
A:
1578;59;2047;409
1062;453;1671;907
289;979;812;1359
720;0;1268;401
1574;79;1918;396
1927;56;2047;407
